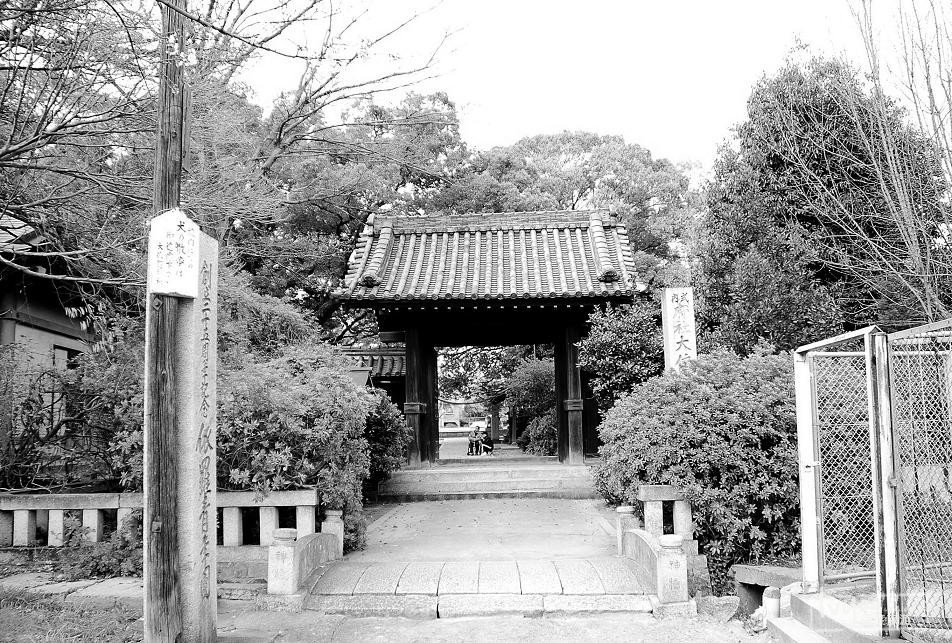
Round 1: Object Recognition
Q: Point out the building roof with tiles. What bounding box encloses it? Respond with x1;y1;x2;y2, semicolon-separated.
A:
337;209;638;303
341;347;406;378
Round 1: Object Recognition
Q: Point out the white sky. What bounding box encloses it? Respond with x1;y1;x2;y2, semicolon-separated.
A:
242;0;887;170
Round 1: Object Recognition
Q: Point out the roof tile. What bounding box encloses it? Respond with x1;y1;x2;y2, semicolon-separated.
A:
339;209;637;302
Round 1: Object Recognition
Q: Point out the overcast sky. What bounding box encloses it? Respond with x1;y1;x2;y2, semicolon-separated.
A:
243;1;882;170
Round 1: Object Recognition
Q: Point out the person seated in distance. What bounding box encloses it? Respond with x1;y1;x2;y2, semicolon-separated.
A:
467;427;481;456
480;431;494;456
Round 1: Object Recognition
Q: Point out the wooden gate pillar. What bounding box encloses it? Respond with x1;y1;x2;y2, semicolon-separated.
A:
404;328;426;467
564;323;585;464
555;322;585;464
423;343;439;464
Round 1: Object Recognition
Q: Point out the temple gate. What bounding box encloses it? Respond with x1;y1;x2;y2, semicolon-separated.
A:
337;209;639;466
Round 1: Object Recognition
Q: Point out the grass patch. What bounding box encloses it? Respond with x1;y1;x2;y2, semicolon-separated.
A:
0;588;141;642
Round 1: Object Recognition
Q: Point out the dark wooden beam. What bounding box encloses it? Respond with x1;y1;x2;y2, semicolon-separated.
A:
424;344;439;464
563;323;585;465
554;337;569;463
404;327;426;466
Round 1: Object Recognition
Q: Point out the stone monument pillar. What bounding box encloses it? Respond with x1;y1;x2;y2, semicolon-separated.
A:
661;287;698;371
144;209;218;641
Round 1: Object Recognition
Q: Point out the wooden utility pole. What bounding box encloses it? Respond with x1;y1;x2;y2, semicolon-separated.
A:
145;1;218;641
145;0;188;639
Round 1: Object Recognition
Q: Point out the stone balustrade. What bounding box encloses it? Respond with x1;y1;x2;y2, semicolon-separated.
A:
615;483;711;610
622;528;695;615
635;484;698;555
267;528;341;596
0;489;333;551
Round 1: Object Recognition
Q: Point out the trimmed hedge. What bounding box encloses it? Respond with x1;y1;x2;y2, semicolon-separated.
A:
593;350;800;594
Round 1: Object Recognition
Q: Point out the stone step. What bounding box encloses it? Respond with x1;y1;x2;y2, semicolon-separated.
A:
435;456;559;466
767;616;831;643
380;465;596;500
378;489;602;501
386;466;592;483
382;477;593;494
308;558;643;597
790;593;889;643
306;593;653;619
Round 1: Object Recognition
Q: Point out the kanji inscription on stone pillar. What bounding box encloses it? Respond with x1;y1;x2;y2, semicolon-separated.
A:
661;287;698;371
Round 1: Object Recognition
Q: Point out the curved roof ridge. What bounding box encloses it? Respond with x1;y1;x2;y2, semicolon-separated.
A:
338;208;637;303
376;209;615;234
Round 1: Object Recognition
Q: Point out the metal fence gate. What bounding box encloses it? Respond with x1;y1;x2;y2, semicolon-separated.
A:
889;321;952;640
795;328;882;595
796;321;952;640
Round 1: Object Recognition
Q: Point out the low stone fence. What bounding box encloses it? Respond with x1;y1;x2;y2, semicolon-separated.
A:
615;484;711;615
0;489;338;553
267;528;341;596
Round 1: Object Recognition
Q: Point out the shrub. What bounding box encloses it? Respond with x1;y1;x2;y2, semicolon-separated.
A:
217;344;372;513
59;510;143;580
504;358;555;441
344;508;367;553
519;410;558;456
364;390;412;488
577;301;664;413
593;349;799;594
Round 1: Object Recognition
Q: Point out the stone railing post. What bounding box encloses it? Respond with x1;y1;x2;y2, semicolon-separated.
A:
673;500;693;540
81;509;103;543
656;534;689;604
0;510;13;546
643;500;663;536
615;505;637;555
295;505;316;538
12;509;35;546
321;509;344;558
47;509;66;546
636;485;697;553
222;507;243;546
259;506;278;546
267;528;299;595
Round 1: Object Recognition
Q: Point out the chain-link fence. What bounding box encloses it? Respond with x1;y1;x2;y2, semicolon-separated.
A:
890;329;952;635
812;344;877;577
803;336;878;581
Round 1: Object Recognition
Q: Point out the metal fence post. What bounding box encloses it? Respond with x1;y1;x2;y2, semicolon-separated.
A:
870;332;902;637
794;351;822;593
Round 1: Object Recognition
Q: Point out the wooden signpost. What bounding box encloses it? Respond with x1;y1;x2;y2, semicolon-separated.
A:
144;0;218;640
661;287;698;371
144;210;218;642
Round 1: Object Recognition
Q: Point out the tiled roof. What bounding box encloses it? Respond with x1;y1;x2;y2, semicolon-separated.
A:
338;210;637;302
342;347;406;378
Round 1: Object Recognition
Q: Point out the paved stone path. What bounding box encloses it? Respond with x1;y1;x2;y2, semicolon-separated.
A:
304;497;640;618
350;498;616;562
217;609;766;642
438;437;541;461
308;557;642;596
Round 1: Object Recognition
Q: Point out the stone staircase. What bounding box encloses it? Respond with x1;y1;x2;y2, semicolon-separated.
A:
377;461;599;501
767;591;890;643
304;557;650;618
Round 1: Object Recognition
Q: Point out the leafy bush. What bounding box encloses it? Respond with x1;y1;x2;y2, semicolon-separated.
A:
577;301;664;412
59;511;143;579
364;390;412;489
518;410;557;456
217;344;372;513
344;509;368;553
0;324;144;490
504;358;555;442
593;350;799;594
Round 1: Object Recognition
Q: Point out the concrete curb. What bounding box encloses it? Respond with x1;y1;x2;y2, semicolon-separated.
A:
0;572;268;616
